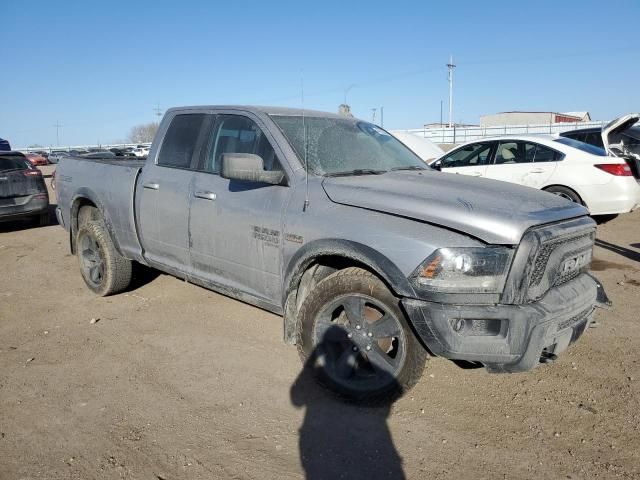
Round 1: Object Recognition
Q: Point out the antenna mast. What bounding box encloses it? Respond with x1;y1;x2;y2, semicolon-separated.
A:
447;55;456;128
301;73;309;212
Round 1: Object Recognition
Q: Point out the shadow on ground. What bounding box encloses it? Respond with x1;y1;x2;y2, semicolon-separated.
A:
128;262;162;291
290;326;406;480
0;203;58;233
595;239;640;263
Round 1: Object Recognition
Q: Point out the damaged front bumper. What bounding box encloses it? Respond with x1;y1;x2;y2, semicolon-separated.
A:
403;273;608;373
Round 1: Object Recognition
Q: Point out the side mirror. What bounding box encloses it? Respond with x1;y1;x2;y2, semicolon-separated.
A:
221;153;285;185
431;160;442;171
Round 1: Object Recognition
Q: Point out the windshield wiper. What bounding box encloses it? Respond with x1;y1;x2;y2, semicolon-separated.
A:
324;168;388;177
390;165;426;171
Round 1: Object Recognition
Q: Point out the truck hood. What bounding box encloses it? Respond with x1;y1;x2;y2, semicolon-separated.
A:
602;113;640;155
322;170;588;245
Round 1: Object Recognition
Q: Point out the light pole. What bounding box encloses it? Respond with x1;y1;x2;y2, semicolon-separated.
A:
447;55;456;128
53;121;62;146
343;84;356;105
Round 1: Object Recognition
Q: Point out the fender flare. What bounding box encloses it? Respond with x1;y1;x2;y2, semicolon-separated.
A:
69;188;124;256
283;238;416;305
281;238;417;344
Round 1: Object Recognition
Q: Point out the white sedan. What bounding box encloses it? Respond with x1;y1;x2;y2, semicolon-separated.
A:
430;135;640;215
132;146;150;157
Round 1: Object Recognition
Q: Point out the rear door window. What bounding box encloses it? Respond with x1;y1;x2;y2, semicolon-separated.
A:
157;114;208;169
494;141;529;164
440;142;493;168
526;143;562;162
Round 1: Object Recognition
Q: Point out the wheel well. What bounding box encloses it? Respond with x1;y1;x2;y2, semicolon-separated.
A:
70;198;99;254
283;255;397;345
542;184;585;206
295;257;360;307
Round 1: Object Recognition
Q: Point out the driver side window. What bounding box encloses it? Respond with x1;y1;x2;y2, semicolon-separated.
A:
441;143;493;168
200;115;283;174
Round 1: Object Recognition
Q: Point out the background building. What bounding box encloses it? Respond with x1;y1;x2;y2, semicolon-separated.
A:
480;111;591;127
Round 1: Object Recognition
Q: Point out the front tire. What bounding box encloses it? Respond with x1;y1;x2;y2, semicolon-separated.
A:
77;221;132;296
296;267;428;402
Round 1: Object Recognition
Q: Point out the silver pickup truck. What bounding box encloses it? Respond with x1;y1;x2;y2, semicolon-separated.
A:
56;106;609;400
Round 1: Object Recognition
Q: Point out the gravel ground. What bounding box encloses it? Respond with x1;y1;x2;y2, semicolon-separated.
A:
0;166;638;479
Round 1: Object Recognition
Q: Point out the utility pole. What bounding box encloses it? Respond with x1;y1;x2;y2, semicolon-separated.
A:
153;103;163;120
447;55;456;128
380;106;384;127
343;84;355;106
371;108;377;123
440;100;443;126
53;121;62;146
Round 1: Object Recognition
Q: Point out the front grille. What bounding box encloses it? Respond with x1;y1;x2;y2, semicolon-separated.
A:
530;243;557;287
515;220;596;303
529;232;593;288
501;217;598;305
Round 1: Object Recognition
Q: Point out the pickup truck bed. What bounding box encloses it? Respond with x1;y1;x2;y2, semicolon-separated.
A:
56;156;146;263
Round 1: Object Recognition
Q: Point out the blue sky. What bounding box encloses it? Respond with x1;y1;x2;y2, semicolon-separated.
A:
1;0;638;147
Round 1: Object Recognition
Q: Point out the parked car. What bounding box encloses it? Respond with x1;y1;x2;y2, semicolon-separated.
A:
80;151;116;159
0;151;49;225
34;150;50;161
131;146;150;157
560;113;640;177
0;138;11;151
48;151;71;164
55;106;609;401
109;147;131;157
430;135;640;216
24;152;48;166
390;131;444;162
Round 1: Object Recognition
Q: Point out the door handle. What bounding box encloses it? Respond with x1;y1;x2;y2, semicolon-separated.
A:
143;182;160;190
529;168;545;173
194;191;217;201
469;171;483;177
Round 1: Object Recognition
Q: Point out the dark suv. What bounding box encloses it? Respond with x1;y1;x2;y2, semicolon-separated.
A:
560;126;640;156
560;114;640;178
0;152;49;225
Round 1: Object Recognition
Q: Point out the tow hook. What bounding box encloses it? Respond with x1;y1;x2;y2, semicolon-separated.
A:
540;350;558;364
587;273;613;310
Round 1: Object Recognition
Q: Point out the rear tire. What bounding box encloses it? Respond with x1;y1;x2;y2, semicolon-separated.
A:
76;221;132;296
296;267;428;402
545;185;582;204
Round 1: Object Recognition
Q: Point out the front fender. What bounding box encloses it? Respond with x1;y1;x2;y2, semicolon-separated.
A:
283;238;417;305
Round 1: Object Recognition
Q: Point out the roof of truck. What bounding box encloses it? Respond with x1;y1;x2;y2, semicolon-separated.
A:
167;105;348;119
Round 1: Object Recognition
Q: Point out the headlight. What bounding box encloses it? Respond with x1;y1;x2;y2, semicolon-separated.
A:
412;247;514;294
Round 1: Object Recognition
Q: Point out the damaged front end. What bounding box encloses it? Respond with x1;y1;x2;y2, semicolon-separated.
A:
402;216;610;373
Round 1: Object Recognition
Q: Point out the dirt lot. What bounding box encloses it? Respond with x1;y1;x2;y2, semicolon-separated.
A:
1;166;639;479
